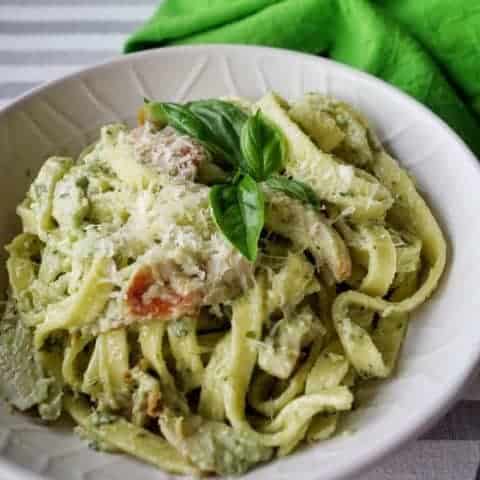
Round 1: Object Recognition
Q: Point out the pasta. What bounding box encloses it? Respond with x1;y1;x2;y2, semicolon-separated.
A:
0;91;446;475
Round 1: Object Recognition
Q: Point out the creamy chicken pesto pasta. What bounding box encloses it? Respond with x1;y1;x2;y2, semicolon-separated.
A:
0;92;446;475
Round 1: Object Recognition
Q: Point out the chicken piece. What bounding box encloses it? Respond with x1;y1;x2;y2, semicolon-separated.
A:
128;124;208;181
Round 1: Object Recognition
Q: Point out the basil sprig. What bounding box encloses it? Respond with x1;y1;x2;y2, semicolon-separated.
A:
147;99;320;261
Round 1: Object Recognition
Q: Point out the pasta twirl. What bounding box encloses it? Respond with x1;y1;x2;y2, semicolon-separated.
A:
0;91;446;475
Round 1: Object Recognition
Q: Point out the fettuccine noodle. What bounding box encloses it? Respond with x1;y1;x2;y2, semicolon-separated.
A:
0;91;446;475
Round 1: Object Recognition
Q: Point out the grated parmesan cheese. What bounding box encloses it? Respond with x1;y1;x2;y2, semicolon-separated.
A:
337;165;354;191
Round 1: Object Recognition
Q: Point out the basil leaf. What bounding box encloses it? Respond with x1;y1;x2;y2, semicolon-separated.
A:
240;111;286;181
155;103;227;162
188;100;248;167
265;175;321;208
159;102;214;143
210;175;264;261
156;100;247;168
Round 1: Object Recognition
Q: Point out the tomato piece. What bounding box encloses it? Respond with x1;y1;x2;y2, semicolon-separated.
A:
126;267;199;318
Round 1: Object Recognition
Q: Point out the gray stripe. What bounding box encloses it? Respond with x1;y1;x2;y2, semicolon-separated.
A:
0;21;142;34
0;0;156;4
0;50;116;65
421;401;480;440
0;82;39;98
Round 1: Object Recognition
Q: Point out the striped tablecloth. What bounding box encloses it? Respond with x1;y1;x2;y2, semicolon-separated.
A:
1;1;480;479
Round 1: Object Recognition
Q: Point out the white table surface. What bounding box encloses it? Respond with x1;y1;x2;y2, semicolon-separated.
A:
0;0;479;479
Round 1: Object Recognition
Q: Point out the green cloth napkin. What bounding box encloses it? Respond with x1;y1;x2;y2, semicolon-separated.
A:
125;0;480;157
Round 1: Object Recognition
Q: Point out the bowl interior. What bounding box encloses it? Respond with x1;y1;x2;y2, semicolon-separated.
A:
1;45;480;480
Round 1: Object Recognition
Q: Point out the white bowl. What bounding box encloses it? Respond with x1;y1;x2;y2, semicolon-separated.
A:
0;45;479;480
